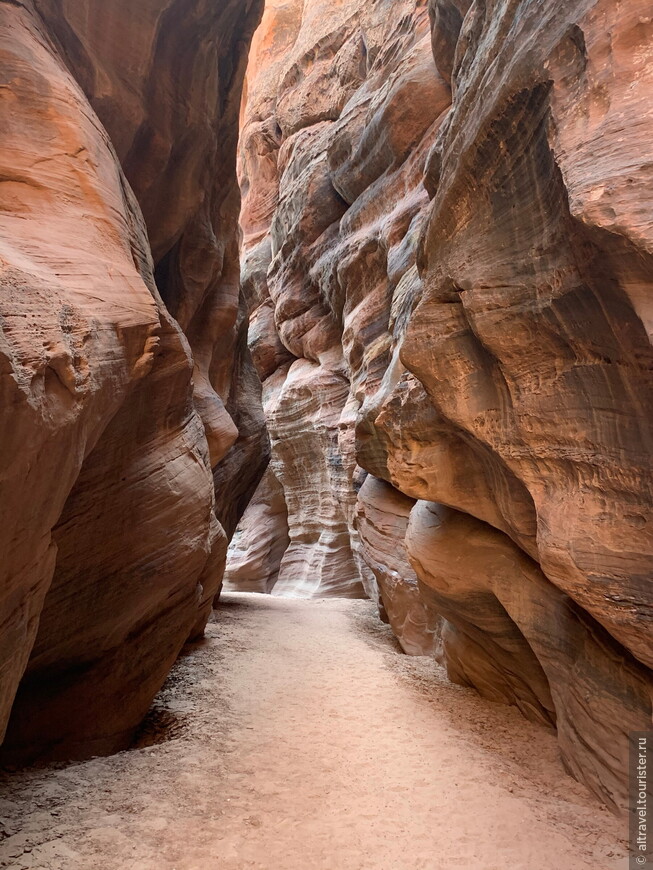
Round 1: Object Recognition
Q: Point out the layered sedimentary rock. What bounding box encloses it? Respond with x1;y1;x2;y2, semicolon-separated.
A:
231;0;446;599
407;501;653;811
0;0;266;762
356;478;439;655
4;0;648;813
232;0;653;811
396;0;653;811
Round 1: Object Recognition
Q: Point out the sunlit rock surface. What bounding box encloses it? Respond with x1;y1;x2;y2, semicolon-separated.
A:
224;468;289;595
0;0;266;762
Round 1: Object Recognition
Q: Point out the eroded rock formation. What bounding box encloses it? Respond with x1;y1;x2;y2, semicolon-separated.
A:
1;0;651;815
231;0;653;811
224;467;289;594
0;0;266;762
356;477;439;656
232;0;446;603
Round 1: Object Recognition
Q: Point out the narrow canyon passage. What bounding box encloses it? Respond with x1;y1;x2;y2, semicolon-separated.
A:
0;1;651;866
0;594;626;870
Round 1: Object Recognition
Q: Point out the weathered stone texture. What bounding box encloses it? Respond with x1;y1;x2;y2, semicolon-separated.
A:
0;0;266;762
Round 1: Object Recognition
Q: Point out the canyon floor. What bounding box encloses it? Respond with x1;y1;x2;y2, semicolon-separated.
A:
0;593;629;870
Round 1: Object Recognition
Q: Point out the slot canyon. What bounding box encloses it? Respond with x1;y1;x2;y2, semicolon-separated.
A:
0;0;651;867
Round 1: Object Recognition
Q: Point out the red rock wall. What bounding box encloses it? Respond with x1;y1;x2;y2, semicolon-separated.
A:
0;0;266;762
401;0;653;811
233;0;653;810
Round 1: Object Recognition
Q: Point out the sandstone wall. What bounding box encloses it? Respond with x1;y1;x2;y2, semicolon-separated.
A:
0;0;266;762
231;0;443;602
232;0;653;811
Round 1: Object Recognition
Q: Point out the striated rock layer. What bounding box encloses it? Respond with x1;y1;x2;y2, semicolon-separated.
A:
231;0;653;810
231;0;446;602
224;468;289;595
0;0;266;762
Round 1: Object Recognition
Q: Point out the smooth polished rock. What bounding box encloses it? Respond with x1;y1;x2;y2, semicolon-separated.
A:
233;0;653;813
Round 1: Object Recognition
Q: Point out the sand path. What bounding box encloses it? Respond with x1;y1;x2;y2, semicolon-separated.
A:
0;593;628;869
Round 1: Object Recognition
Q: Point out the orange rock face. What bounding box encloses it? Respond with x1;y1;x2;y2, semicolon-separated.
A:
233;0;653;810
0;0;266;762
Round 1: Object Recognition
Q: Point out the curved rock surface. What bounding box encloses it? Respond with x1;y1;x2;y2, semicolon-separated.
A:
406;501;652;810
223;468;289;595
356;477;439;656
402;0;653;671
231;0;444;600
2;0;651;814
0;0;266;762
231;0;653;811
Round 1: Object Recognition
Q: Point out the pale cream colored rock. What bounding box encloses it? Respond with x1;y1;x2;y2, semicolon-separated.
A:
224;469;289;594
235;0;442;600
267;358;366;599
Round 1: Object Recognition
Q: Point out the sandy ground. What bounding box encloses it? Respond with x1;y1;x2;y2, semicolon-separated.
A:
0;593;629;870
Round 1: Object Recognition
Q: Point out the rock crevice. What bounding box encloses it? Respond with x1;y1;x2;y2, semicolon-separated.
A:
0;0;651;814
